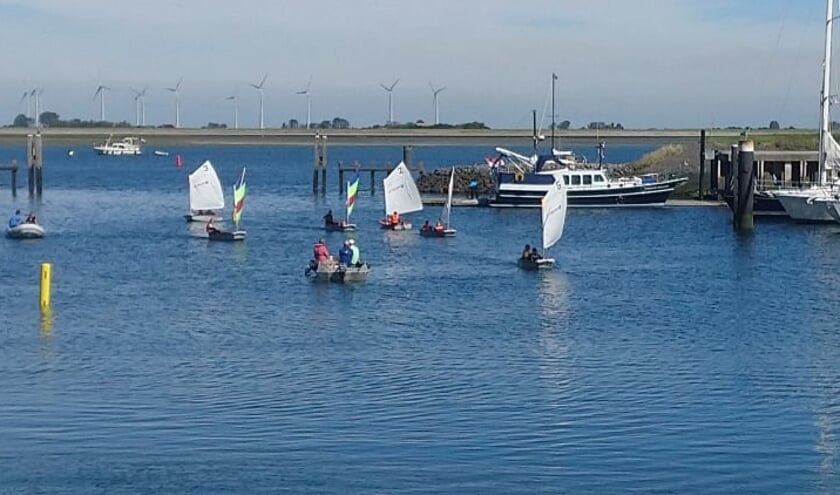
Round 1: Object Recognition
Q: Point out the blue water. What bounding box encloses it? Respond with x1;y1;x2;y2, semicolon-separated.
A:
1;144;839;494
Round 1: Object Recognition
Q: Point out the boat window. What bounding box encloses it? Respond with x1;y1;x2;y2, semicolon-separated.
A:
563;176;570;185
571;175;581;185
593;175;605;183
583;175;592;185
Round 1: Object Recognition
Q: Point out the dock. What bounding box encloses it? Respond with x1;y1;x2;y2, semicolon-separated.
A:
419;195;725;208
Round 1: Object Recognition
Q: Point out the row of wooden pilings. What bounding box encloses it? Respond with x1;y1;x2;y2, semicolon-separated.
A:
2;132;45;197
311;135;424;194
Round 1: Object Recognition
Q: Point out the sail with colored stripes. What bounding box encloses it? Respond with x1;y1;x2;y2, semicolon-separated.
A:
346;170;360;221
232;167;246;228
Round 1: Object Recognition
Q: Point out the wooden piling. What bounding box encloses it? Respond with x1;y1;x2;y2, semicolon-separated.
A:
698;129;706;199
734;140;754;231
403;145;413;169
370;170;376;194
338;163;345;195
10;160;17;197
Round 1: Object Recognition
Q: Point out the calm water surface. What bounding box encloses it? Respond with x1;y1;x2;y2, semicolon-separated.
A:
1;144;839;494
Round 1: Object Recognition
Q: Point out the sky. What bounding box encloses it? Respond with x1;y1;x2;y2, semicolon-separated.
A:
0;0;835;129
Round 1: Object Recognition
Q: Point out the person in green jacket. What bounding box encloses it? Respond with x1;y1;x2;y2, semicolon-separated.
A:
348;239;361;266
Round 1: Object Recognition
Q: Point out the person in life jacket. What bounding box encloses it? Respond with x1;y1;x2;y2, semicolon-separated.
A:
389;211;400;226
421;220;431;231
323;209;335;226
313;238;330;263
521;244;532;260
434;219;444;232
338;240;353;266
206;218;219;235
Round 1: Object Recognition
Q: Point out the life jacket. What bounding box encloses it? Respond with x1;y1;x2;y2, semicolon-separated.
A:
390;213;400;224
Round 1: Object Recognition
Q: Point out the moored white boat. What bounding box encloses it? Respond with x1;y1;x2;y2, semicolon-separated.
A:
6;222;45;239
94;135;143;156
768;0;840;222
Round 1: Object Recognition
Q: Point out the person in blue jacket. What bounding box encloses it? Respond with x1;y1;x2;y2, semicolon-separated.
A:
8;209;22;228
338;240;353;266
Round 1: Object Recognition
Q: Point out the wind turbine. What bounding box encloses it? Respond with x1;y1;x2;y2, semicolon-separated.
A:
93;82;110;121
250;74;268;129
430;82;446;125
225;95;239;129
165;77;183;128
380;79;399;125
131;87;147;127
296;76;312;129
33;88;43;127
20;91;30;125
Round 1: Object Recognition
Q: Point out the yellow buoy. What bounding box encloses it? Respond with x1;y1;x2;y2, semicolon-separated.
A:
40;262;51;310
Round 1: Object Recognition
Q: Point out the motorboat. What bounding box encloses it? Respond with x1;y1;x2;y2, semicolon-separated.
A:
6;222;45;239
305;258;369;283
94;135;143;156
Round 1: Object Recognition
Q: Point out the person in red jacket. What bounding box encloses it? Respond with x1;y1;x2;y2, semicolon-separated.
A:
313;238;330;263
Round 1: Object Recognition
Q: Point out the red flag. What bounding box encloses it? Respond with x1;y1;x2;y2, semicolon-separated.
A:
176;154;183;168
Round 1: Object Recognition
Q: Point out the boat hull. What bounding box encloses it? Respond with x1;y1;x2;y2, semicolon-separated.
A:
419;228;456;237
722;190;787;217
491;172;686;208
773;192;835;222
185;213;223;223
325;222;357;232
208;230;246;241
6;223;45;239
305;260;369;283
517;257;555;270
379;220;413;230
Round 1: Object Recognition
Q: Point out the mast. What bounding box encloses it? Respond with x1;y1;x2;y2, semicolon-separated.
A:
532;109;538;156
551;73;557;153
820;0;834;184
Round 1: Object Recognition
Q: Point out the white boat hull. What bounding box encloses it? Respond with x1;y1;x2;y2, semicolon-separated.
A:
774;191;836;222
6;223;45;239
185;213;223;223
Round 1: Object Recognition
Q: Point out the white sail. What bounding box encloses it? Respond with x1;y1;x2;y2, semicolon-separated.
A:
383;161;423;215
825;129;840;171
188;160;225;212
442;167;455;228
541;179;567;252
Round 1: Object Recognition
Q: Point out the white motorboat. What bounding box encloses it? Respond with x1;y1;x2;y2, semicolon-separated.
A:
94;135;143;156
7;222;45;239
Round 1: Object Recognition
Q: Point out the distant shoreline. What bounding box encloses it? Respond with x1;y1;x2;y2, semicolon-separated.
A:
0;127;767;148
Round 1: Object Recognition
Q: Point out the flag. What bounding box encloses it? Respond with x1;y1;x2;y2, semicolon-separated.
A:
232;167;246;226
346;170;360;220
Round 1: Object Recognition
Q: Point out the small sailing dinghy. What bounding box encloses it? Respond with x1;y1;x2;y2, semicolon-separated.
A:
326;170;360;232
379;161;423;230
518;178;567;270
154;150;170;157
184;160;225;223
6;222;45;239
208;167;247;242
420;167;457;237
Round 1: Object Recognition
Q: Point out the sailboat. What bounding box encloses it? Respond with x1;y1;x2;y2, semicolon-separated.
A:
420;167;457;237
208;167;247;241
379;161;423;230
518;179;568;270
325;170;360;231
772;0;840;222
184;160;225;223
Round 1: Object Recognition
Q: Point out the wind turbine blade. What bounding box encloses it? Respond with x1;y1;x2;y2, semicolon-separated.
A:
390;78;400;90
175;77;183;90
379;83;389;91
306;75;312;91
250;84;259;90
259;74;268;88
